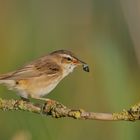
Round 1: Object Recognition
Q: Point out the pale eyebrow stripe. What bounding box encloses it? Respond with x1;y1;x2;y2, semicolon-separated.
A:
61;54;73;59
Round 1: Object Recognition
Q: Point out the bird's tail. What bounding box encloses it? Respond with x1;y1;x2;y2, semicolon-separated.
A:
0;74;6;84
0;71;15;87
0;80;8;84
0;79;16;92
0;79;8;84
0;74;4;84
0;73;14;85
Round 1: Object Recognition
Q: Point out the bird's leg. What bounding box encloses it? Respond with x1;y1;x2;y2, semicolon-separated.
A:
31;95;56;105
32;96;56;106
31;96;51;102
31;96;57;114
20;96;30;102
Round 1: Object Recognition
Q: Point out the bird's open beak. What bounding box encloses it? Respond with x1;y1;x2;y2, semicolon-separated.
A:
73;59;89;72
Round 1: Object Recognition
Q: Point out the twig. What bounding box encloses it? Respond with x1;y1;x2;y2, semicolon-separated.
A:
0;98;140;121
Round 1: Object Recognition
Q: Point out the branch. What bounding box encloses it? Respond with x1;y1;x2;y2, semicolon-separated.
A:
0;98;140;121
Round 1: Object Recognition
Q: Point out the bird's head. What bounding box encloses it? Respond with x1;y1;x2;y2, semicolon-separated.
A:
50;50;89;77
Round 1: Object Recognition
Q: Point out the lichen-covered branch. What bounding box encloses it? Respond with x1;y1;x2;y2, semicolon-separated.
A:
0;98;140;121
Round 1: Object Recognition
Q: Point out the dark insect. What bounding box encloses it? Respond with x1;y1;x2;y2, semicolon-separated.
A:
83;64;89;72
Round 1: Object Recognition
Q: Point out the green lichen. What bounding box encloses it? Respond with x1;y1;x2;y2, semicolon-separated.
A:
68;110;81;119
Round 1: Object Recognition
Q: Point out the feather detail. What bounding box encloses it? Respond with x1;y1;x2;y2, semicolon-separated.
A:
0;59;62;80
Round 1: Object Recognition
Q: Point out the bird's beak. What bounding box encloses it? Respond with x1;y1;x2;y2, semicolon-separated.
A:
73;59;89;72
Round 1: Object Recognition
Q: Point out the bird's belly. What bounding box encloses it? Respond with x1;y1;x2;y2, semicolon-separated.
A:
27;76;62;97
34;82;59;97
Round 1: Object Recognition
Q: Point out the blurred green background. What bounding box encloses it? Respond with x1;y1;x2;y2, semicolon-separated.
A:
0;0;140;140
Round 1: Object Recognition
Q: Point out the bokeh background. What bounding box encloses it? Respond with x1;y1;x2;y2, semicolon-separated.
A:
0;0;140;140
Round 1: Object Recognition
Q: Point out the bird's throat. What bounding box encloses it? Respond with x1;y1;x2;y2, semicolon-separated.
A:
62;64;75;78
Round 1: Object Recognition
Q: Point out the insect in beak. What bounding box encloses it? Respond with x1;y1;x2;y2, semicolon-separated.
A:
82;63;89;72
75;59;90;72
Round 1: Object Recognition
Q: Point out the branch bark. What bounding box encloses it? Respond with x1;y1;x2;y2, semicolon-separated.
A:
0;98;140;121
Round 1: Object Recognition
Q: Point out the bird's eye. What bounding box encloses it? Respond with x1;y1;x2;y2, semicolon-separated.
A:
66;57;72;61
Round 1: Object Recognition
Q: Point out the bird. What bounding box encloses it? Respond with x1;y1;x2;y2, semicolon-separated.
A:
0;50;89;101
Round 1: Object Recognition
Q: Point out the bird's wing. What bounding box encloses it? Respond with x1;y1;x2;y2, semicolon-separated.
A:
0;59;62;80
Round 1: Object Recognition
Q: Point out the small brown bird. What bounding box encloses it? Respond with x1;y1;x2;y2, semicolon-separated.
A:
0;50;89;101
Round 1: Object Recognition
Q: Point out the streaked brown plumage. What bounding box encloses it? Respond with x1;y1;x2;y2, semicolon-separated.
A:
0;50;89;101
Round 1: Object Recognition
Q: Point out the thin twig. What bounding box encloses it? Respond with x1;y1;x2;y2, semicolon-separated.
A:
0;98;139;121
